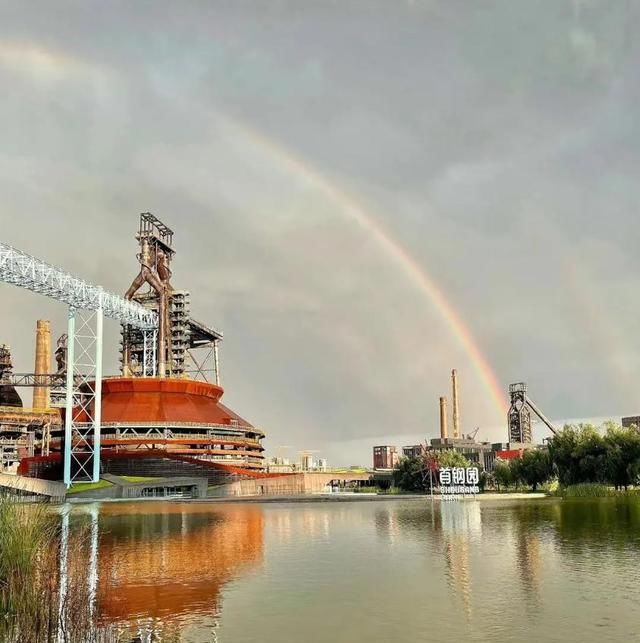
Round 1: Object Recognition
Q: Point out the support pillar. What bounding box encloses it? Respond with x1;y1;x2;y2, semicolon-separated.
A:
63;302;103;487
213;339;220;386
92;306;103;482
63;309;75;488
142;328;158;377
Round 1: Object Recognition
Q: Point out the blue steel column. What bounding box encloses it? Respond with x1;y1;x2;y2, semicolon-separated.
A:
92;303;103;482
63;308;76;488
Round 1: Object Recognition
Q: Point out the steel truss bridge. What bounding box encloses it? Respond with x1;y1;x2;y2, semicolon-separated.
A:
0;242;158;485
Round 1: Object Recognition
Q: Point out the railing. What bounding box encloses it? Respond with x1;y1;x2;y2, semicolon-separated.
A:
100;432;262;445
169;433;261;444
100;421;264;436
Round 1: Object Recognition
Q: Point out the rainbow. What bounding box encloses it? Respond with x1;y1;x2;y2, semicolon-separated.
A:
220;115;507;418
0;37;508;419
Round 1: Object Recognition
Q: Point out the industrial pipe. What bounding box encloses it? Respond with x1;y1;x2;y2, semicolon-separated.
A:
526;397;558;436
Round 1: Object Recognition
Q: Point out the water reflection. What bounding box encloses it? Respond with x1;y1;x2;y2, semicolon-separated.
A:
70;502;264;640
440;502;480;619
62;498;640;643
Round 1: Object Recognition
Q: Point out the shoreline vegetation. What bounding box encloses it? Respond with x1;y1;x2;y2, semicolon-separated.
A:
392;422;640;500
559;483;640;498
0;495;111;642
66;484;640;503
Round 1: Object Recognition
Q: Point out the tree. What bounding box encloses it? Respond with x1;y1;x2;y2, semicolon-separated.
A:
548;424;607;486
518;449;552;491
509;457;524;489
603;423;640;490
436;450;471;469
393;449;473;492
493;460;514;491
392;456;424;492
548;422;640;489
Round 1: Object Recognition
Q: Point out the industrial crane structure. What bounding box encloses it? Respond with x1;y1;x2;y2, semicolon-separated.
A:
507;382;557;443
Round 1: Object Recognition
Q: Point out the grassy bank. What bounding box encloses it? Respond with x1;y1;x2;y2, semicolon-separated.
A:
352;486;410;495
560;483;640;498
66;480;113;495
119;475;158;483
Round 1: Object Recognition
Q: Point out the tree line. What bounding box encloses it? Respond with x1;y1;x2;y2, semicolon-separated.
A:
392;422;640;493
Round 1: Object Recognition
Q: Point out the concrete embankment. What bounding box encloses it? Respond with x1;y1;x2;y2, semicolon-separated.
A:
0;472;66;501
94;493;551;504
189;492;550;504
68;491;552;505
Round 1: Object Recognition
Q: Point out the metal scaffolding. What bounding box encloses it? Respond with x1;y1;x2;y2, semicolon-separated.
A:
0;242;158;485
185;320;223;385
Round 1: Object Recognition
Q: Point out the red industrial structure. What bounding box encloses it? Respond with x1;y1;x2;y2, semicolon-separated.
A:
92;378;264;468
2;213;270;485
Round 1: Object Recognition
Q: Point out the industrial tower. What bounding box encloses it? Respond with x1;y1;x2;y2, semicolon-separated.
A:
507;382;557;442
121;213;223;384
507;383;532;443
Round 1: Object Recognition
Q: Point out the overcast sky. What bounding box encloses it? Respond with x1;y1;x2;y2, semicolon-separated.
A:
1;1;639;465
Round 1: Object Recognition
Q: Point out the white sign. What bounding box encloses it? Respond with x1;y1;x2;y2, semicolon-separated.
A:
438;467;480;496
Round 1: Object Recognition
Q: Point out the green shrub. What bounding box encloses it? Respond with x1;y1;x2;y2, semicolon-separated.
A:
562;483;616;498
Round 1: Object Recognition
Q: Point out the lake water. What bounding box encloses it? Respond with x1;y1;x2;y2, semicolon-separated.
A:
66;497;640;642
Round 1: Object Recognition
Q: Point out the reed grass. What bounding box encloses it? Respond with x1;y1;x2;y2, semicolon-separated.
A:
560;483;640;498
0;495;113;642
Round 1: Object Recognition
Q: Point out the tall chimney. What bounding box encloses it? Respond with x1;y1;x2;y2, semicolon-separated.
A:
452;369;460;439
439;396;448;440
33;320;51;409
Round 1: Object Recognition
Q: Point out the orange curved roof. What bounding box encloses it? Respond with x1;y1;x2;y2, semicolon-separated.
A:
97;377;254;428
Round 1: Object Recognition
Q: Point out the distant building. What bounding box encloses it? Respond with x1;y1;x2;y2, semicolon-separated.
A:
430;437;493;470
301;454;315;471
622;416;640;429
268;464;296;474
402;444;426;459
373;445;398;470
268;456;296;473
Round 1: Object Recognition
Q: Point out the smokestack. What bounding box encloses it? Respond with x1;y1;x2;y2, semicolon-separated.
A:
439;396;448;440
33;320;51;409
452;369;460;439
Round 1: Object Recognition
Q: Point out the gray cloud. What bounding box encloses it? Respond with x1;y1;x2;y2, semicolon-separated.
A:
1;1;639;465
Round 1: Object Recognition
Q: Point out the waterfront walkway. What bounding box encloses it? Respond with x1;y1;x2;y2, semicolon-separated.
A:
0;472;66;501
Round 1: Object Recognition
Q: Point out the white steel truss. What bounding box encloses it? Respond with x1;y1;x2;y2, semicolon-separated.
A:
0;242;160;486
0;243;157;328
142;328;158;377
